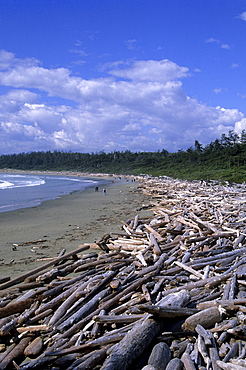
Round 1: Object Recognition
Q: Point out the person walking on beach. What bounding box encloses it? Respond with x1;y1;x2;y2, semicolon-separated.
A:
103;189;106;195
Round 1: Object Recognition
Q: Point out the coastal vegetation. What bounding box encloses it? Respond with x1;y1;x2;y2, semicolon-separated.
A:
1;130;246;183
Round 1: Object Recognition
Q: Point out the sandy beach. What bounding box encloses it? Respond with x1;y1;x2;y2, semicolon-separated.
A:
0;173;150;279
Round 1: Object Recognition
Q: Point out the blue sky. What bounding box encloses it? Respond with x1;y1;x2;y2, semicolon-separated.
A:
1;0;246;154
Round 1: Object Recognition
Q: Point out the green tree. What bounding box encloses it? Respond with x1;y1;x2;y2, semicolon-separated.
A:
194;140;203;153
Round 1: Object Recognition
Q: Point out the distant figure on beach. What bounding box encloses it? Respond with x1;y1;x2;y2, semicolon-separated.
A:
103;189;106;195
95;186;99;192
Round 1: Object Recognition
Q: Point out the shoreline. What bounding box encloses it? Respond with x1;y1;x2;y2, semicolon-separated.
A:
1;174;246;368
0;171;150;278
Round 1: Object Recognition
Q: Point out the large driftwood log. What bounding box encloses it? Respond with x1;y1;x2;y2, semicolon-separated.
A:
147;342;171;370
24;337;43;357
137;304;199;318
165;358;184;370
101;289;190;370
182;306;222;331
0;298;34;319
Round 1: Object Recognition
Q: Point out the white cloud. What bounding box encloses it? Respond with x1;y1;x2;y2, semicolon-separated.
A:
0;49;39;70
220;43;231;50
213;88;228;95
122;122;141;132
235;118;246;133
0;50;245;154
125;39;138;50
205;38;220;44
205;38;231;50
0;89;37;112
213;88;223;94
238;11;246;21
108;59;189;82
69;49;88;57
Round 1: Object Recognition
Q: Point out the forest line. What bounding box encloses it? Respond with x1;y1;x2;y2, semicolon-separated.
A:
1;130;246;183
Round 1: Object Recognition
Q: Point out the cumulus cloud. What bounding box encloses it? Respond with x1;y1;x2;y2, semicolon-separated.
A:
235;118;246;132
0;89;37;113
0;50;245;154
0;50;39;70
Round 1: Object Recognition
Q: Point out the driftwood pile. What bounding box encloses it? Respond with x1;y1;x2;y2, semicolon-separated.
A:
1;176;246;369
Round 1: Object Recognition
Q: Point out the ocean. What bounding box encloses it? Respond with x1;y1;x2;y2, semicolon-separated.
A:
0;172;100;213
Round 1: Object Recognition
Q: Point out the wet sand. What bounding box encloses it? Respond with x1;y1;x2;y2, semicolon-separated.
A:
0;174;150;278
